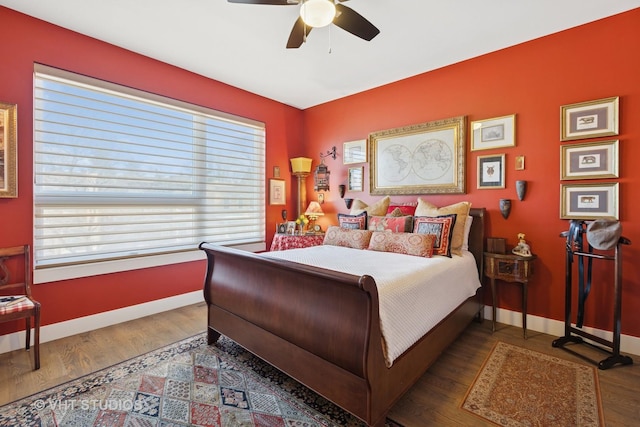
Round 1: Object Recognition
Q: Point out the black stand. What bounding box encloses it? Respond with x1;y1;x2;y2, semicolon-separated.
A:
553;223;633;370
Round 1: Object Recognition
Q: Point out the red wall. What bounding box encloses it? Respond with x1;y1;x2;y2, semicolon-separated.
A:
2;7;639;340
0;7;303;330
303;9;640;338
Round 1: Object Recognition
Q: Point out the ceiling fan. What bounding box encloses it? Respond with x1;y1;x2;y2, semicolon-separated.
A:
228;0;380;48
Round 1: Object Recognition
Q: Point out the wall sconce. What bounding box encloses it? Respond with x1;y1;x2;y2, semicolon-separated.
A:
338;184;353;209
290;157;313;218
314;146;337;192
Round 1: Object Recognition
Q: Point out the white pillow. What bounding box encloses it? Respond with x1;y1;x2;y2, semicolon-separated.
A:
461;216;473;252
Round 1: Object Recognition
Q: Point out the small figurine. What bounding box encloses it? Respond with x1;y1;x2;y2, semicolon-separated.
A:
512;233;532;257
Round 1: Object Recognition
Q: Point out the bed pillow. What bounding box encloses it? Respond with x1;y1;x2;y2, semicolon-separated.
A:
461;215;474;252
323;226;373;249
413;214;457;257
386;203;417;216
368;232;435;258
367;215;413;233
338;211;367;230
350;196;391;216
415;199;471;256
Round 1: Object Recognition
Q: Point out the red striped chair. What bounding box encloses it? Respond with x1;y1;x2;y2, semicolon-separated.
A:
0;245;40;370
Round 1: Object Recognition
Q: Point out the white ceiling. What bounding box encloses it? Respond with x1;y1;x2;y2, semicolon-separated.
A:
2;0;639;109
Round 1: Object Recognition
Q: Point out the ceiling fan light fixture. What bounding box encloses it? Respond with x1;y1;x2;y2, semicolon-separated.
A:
299;0;336;28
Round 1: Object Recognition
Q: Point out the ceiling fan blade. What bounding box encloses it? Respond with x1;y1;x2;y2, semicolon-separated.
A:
286;16;312;48
333;4;380;41
227;0;298;5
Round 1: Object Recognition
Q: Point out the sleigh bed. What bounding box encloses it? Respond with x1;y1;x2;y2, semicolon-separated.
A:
199;207;485;426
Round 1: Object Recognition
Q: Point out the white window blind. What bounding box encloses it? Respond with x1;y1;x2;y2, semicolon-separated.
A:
33;65;266;279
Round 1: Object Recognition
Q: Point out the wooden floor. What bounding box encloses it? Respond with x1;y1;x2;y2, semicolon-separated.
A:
1;302;639;425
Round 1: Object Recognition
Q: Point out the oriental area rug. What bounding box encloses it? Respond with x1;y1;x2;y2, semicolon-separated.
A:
461;341;604;426
0;334;402;427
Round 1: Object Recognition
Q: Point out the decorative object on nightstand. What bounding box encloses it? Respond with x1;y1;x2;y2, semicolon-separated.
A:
484;251;537;339
304;201;324;232
512;233;532;257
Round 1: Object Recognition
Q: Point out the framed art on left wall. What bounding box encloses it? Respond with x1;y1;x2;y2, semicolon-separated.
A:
269;179;285;205
0;102;17;198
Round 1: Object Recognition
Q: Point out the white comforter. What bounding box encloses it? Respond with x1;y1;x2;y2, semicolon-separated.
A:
263;245;481;367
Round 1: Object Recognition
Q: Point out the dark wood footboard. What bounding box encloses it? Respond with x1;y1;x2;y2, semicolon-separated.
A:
199;207;484;426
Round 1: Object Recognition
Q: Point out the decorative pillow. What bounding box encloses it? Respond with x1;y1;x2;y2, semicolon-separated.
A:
323;226;373;249
461;216;474;252
386;203;417;216
413;214;457;257
368;232;435;258
415;199;471;256
350;196;391;216
338;211;367;230
367;215;413;233
387;207;405;217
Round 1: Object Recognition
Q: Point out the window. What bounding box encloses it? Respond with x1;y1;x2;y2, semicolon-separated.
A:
33;65;266;283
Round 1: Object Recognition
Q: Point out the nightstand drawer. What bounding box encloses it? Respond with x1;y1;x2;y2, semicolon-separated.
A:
484;255;534;282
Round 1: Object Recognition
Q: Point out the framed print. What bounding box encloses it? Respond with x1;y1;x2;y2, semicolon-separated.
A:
560;96;619;141
369;116;466;195
560;140;619;180
348;166;364;192
560;183;619;220
515;155;525;171
343;139;367;164
273;166;280;178
285;221;296;234
477;154;505;189
471;114;515;151
276;223;287;234
269;179;285;205
0;101;18;198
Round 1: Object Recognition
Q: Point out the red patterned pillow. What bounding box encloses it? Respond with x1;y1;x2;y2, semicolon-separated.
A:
323;226;373;249
368;232;435;258
367;215;413;233
386;203;417;216
413;214;457;257
338;211;367;230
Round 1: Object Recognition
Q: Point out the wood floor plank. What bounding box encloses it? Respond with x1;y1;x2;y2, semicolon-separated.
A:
1;302;638;426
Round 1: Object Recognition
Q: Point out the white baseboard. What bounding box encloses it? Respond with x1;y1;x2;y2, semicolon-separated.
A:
0;290;204;355
485;306;640;357
3;297;638;359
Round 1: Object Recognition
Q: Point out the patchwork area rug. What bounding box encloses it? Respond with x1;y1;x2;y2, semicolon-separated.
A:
0;333;402;427
461;341;604;426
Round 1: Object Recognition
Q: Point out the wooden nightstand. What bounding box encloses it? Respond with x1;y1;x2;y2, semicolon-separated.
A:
484;252;537;338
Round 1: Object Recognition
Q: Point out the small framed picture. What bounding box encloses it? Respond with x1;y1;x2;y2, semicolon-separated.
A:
515;155;525;171
471;114;516;151
343;139;367;164
560;96;619;141
285;221;297;234
276;223;287;234
560;183;619;220
560;140;619;180
273;166;280;178
348;166;364;191
269;179;285;205
477;154;505;189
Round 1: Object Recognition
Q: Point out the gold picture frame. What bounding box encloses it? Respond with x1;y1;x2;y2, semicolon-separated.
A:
343;139;367;164
0;101;17;198
269;179;285;205
369;116;466;195
560;182;619;220
560;140;619;180
560;96;619;141
471;114;516;151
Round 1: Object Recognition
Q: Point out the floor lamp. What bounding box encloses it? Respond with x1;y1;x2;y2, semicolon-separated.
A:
290;157;313;218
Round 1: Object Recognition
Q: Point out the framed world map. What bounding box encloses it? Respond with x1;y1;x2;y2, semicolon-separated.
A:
369;116;466;195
